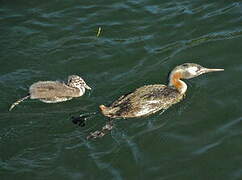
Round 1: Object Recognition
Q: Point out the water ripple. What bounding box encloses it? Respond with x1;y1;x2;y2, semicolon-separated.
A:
1;0;242;179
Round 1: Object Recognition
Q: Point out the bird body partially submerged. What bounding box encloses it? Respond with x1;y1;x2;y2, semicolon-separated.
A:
86;63;224;139
99;63;224;119
9;75;91;111
29;81;81;103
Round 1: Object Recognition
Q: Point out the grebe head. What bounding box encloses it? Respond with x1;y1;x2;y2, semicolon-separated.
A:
172;63;224;79
169;63;224;94
67;75;91;90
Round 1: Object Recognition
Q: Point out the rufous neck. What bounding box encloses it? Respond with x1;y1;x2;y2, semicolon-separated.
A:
168;71;187;94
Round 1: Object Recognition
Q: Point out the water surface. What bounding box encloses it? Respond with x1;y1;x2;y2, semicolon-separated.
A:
1;0;242;179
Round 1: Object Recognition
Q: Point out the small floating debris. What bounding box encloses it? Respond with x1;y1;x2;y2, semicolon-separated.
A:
96;27;102;37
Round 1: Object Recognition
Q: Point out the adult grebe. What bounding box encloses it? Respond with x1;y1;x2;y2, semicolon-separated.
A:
87;63;223;139
9;75;91;111
99;63;224;118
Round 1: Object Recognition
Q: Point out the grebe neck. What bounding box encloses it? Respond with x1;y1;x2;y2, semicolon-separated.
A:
168;71;187;94
76;86;86;96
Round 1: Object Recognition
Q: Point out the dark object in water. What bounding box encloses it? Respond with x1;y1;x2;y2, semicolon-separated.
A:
71;112;97;127
86;120;114;140
71;115;90;127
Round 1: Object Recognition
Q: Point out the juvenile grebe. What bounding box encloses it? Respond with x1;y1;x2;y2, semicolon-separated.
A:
9;75;91;111
86;63;223;139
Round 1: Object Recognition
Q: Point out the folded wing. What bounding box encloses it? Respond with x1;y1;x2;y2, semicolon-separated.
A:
105;84;183;118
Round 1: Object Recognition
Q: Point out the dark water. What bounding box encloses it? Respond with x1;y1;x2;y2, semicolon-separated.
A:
1;0;242;179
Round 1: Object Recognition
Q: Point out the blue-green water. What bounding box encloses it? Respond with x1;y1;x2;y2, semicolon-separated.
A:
1;0;242;179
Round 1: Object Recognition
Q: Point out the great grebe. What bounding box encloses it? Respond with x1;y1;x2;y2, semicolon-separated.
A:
86;63;224;139
100;63;224;118
9;75;91;111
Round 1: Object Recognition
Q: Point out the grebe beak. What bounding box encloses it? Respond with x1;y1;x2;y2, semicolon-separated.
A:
84;84;92;90
200;68;224;74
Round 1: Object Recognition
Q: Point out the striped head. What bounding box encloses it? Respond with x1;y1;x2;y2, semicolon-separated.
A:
67;75;91;92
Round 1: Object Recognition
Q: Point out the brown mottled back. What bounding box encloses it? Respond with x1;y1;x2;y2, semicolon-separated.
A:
100;84;184;118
